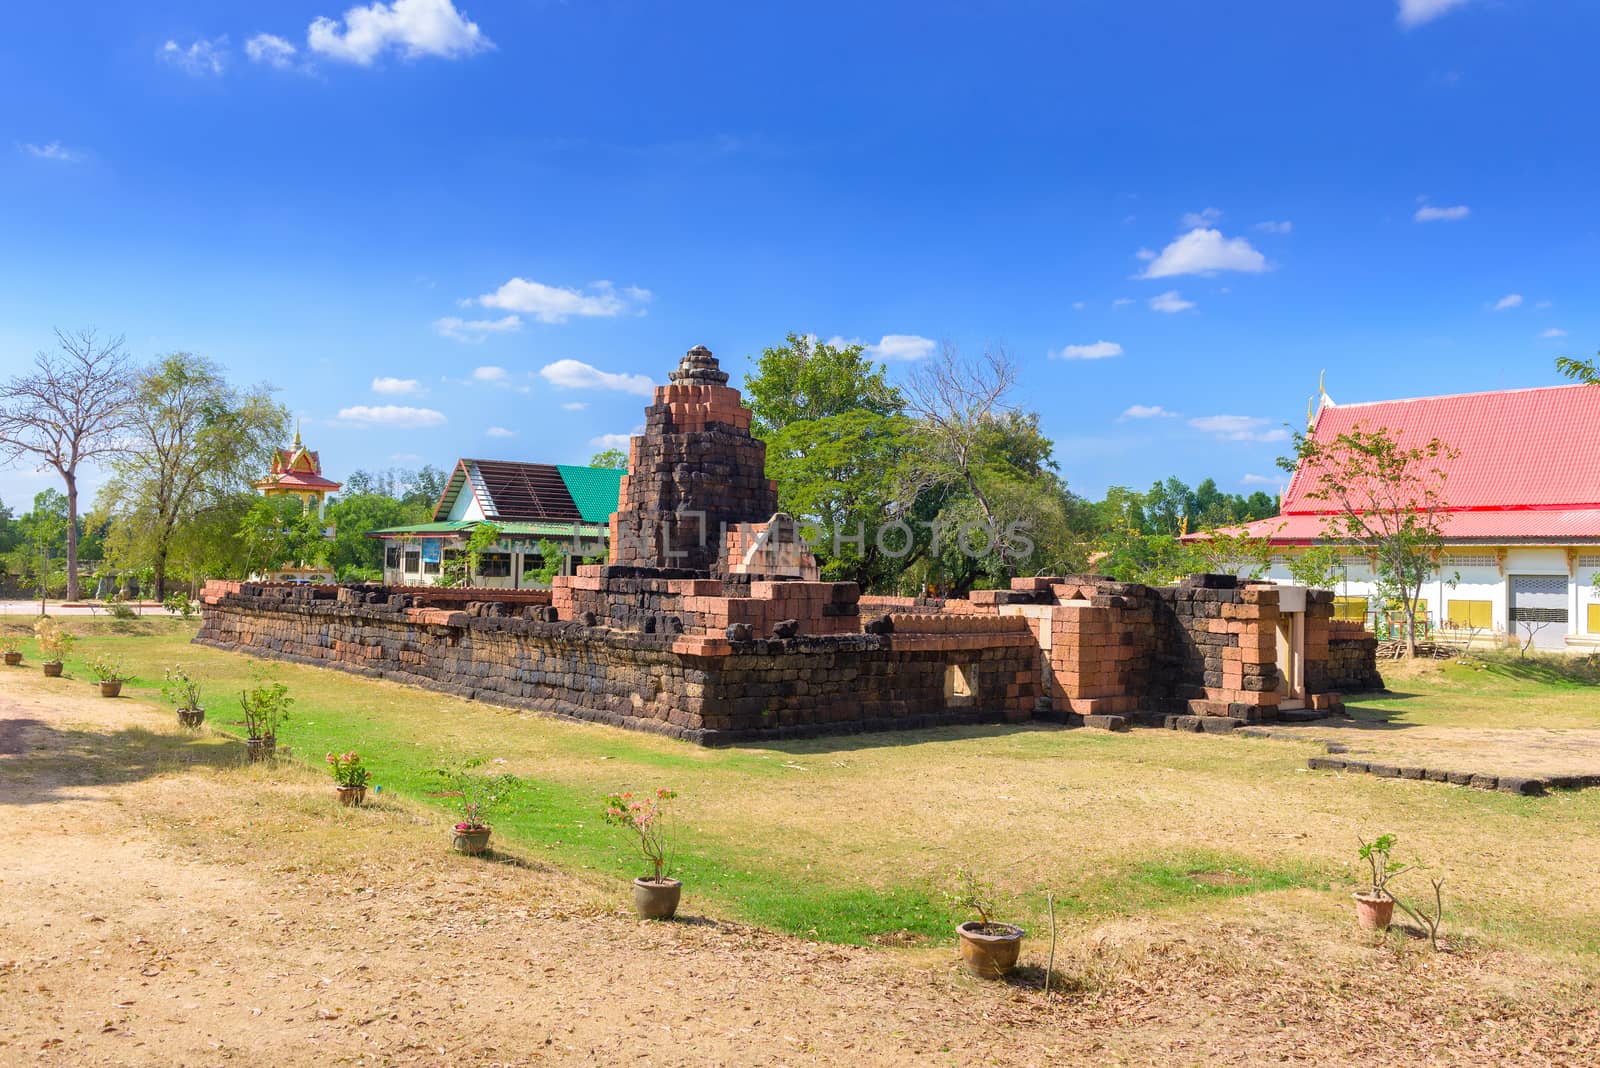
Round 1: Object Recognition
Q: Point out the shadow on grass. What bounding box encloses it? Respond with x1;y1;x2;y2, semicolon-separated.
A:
1475;655;1600;688
760;719;1076;757
0;716;239;806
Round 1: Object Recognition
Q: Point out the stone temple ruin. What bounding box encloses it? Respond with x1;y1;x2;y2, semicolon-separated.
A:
197;346;1380;745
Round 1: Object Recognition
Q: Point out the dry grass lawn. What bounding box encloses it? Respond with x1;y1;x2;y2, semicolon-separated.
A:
3;617;1600;1064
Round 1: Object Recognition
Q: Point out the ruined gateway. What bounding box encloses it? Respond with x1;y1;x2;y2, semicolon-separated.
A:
197;347;1378;745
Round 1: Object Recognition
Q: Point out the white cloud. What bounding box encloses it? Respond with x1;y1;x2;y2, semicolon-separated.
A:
1071;301;1086;311
1148;290;1196;314
1540;328;1568;339
1536;300;1553;309
1414;203;1469;222
1398;0;1473;28
538;359;655;396
1492;293;1522;311
826;333;937;361
1052;340;1123;361
1188;415;1289;443
472;365;507;382
246;33;298;69
1134;249;1157;262
1120;405;1177;420
338;404;446;428
1241;473;1277;486
159;37;228;76
371;376;423;395
589;432;635;451
560;401;588;411
1140;228;1269;279
485;426;516;438
20;141;82;162
1111;297;1135;307
308;0;493;65
1254;220;1292;234
434;314;522;342
474;278;648;323
1180;207;1222;229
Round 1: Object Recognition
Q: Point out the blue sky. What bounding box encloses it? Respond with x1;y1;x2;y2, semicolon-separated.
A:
1;0;1593;512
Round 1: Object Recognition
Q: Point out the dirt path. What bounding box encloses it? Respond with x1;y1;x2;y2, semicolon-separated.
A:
2;674;1597;1066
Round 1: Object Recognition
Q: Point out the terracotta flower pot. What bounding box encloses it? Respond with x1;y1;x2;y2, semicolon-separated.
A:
100;680;123;698
957;921;1025;979
177;708;205;729
452;824;492;855
3;652;21;666
632;877;682;920
43;661;63;678
1353;891;1395;931
336;785;367;807
246;735;276;763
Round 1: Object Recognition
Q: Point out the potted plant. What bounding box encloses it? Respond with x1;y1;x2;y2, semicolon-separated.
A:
87;655;129;698
1;636;22;666
33;617;72;677
326;750;372;806
433;759;519;854
162;665;206;728
1354;833;1409;931
947;867;1025;979
240;672;293;762
603;787;682;920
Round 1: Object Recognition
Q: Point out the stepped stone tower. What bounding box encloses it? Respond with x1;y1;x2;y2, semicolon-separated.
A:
609;346;780;574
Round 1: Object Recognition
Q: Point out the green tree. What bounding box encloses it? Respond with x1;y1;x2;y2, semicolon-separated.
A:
239;495;329;576
95;353;287;597
588;449;627;470
326;493;427;580
9;490;70;599
1557;352;1598;385
744;333;902;436
1280;424;1456;658
526;537;566;586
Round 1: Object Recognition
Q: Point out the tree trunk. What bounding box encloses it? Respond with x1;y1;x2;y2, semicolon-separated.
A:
153;553;168;602
64;472;80;602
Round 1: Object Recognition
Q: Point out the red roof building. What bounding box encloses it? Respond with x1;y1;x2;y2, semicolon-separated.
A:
1230;384;1600;652
253;428;343;515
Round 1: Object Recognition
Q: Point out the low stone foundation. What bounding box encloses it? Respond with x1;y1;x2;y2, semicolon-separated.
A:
196;582;1039;745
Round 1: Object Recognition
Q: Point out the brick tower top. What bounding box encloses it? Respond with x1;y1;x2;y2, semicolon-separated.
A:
608;345;780;573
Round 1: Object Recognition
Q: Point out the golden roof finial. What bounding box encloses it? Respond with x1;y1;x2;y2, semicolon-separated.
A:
293;419;302;448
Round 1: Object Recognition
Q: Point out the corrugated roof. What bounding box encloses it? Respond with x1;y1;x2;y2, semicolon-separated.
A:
1284;384;1600;513
556;464;624;524
1236;510;1600;544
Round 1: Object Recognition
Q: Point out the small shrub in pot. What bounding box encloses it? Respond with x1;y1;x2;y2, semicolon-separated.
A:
433;759;520;854
87;654;129;697
326;750;372;806
162;664;206;728
1;636;22;666
947;867;1025;979
33;617;72;677
240;670;293;762
603;787;681;920
1353;833;1408;930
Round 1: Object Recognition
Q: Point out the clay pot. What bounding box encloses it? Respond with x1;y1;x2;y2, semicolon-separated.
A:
4;652;20;666
246;735;276;763
100;680;123;698
633;877;682;920
452;825;492;855
177;708;205;729
43;661;63;678
1354;891;1395;931
957;921;1025;979
336;786;367;807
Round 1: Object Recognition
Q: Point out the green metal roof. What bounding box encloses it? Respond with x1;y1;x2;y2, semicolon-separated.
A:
556;464;624;524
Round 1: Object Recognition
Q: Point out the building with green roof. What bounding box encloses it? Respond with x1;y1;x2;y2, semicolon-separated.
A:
368;458;622;587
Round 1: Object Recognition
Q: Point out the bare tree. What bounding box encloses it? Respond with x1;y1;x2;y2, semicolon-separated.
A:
900;343;1019;537
0;329;138;600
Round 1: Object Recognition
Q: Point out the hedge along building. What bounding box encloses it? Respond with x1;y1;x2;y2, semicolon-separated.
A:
198;345;1376;745
368;459;621;588
1231;384;1600;653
